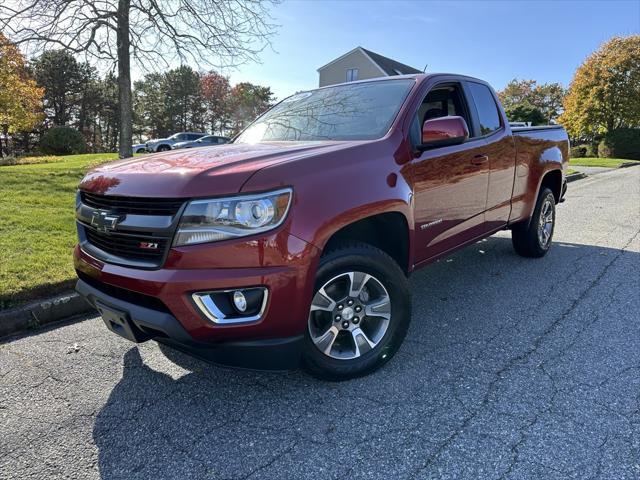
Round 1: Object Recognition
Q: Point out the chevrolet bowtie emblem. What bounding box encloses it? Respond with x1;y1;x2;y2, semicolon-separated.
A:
90;210;121;233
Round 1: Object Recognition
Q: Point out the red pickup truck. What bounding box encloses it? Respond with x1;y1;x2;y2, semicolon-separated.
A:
74;74;569;380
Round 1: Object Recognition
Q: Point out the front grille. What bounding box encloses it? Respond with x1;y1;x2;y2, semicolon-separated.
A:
84;228;169;263
80;192;184;216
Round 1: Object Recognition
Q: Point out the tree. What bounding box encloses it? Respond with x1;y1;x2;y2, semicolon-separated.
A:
498;79;565;124
98;73;121;152
530;83;565;124
164;66;206;133
560;35;640;140
31;50;95;126
201;72;231;135
133;67;207;139
504;104;546;126
498;79;538;110
1;0;277;158
133;73;170;139
229;82;275;135
0;33;43;155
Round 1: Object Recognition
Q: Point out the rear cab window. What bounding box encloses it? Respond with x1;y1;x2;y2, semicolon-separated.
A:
467;82;502;136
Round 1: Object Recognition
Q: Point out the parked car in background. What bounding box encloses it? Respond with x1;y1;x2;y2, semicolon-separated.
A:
75;74;568;380
146;132;207;152
172;135;230;150
132;143;147;154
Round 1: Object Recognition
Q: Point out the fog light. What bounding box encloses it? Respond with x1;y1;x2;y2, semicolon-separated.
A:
233;290;247;312
192;287;268;325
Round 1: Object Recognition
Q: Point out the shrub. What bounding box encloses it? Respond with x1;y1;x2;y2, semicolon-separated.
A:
570;145;587;158
597;140;612;158
570;144;595;158
597;128;640;160
0;156;18;166
584;144;595;157
39;126;86;155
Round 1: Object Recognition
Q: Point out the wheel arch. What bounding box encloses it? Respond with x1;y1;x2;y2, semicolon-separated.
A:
539;168;563;203
322;211;411;275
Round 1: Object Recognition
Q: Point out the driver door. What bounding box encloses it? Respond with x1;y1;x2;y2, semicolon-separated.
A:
410;83;490;264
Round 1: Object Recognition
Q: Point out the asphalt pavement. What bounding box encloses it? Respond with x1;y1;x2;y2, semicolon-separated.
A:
1;167;639;480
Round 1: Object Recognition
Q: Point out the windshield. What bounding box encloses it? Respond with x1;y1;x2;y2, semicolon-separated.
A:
235;79;414;143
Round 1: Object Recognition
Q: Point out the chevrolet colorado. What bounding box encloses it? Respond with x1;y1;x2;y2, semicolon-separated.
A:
74;74;569;380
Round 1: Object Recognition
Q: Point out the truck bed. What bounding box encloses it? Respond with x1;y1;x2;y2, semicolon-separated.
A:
511;125;565;134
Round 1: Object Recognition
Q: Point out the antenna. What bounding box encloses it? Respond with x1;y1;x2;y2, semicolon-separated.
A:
422;64;428;73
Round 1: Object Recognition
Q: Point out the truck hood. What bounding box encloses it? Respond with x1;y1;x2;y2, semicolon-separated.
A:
79;141;359;197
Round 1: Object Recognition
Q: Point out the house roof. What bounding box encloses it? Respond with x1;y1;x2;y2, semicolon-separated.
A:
360;48;422;75
317;46;422;76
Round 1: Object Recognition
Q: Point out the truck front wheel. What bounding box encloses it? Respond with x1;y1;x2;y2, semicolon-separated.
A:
302;242;411;380
511;187;556;258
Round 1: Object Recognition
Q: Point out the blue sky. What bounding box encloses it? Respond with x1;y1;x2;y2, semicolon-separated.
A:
224;0;640;99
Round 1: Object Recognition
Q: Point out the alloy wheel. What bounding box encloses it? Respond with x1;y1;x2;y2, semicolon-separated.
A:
308;271;391;360
537;196;554;248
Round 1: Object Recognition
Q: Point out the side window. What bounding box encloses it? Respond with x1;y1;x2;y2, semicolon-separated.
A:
411;84;471;146
468;82;501;136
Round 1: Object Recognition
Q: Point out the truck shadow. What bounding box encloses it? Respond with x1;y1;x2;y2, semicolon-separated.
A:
92;234;638;479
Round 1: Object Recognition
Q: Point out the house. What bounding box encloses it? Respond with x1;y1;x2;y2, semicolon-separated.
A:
317;46;422;87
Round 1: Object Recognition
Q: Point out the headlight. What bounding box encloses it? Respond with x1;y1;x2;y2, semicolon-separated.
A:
173;188;292;246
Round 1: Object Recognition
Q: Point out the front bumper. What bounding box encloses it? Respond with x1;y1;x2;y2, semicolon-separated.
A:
76;278;303;369
73;230;320;367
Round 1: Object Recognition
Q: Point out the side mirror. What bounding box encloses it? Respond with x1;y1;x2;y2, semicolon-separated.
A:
418;116;469;151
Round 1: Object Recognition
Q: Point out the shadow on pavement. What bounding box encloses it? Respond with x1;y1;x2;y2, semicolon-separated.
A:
93;236;639;479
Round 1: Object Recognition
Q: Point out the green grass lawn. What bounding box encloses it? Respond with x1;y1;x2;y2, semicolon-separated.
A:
569;157;640;168
0;153;120;308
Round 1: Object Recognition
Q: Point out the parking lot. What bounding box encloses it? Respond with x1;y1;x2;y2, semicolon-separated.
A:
1;167;639;480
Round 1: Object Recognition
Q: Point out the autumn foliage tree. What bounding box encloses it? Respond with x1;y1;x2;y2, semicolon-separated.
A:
201;72;232;135
0;33;43;155
498;79;565;124
560;35;640;140
229;82;274;135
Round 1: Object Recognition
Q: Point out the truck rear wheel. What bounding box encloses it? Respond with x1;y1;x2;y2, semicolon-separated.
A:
302;242;411;381
511;187;556;258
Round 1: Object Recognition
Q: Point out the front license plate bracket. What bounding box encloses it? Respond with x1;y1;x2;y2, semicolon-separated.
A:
95;301;151;343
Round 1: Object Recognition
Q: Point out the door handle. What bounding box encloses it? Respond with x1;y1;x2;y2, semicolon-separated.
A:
471;154;489;166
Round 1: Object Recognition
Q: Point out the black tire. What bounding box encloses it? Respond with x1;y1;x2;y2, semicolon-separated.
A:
302;242;411;381
511;187;556;258
157;145;171;152
135;148;146;154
